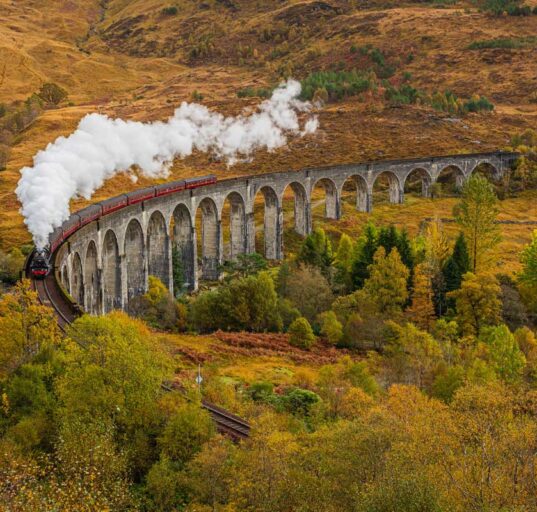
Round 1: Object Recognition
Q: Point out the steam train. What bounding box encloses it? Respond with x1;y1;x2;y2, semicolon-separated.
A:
29;174;217;278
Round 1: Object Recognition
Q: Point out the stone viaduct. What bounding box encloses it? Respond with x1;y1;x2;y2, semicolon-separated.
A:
54;151;518;315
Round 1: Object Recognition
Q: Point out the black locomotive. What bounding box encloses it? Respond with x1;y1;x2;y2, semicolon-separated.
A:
29;248;51;278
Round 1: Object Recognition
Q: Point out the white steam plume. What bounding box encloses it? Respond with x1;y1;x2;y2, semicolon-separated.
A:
16;79;318;248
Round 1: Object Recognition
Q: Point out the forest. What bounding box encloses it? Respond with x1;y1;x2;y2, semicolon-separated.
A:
2;158;537;511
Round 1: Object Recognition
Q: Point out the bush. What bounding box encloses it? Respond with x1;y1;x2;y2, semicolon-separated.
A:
464;95;494;113
300;69;375;102
189;271;282;333
479;0;518;15
158;403;214;467
188;34;215;61
284;265;333;325
343;360;380;396
385;83;420;105
277;298;301;332
467;37;537;50
429;90;494;115
161;6;178;15
0;248;24;285
318;311;343;345
288;317;316;350
247;381;274;402
432;366;465;403
37;83;67;106
237;87;271;99
129;276;186;331
282;388;320;416
507;4;531;15
358;474;444;512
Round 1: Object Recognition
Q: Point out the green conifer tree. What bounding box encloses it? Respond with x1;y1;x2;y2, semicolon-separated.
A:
298;227;333;273
351;223;378;289
378;225;399;255
452;232;470;277
172;246;184;297
442;233;471;311
442;256;460;311
396;228;415;300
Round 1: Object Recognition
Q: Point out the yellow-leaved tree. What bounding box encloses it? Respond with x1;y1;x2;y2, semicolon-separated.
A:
454;174;501;273
363;246;409;315
448;272;501;336
406;263;436;331
0;279;59;380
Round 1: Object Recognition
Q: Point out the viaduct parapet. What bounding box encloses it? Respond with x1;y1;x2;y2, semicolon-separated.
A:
54;151;518;315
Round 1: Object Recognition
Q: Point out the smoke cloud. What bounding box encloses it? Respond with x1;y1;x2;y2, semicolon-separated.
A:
16;79;318;248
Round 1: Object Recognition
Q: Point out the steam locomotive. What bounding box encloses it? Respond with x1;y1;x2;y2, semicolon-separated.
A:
29;248;51;279
29;175;217;278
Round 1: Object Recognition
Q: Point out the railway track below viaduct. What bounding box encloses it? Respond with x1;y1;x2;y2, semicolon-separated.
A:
25;251;250;441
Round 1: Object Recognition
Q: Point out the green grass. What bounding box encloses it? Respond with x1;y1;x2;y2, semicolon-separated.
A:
467;37;537;50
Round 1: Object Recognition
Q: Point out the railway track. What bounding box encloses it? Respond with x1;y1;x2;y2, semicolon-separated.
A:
202;401;250;440
25;251;250;440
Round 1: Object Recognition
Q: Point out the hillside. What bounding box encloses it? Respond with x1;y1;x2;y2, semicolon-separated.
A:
4;3;537;509
1;0;537;248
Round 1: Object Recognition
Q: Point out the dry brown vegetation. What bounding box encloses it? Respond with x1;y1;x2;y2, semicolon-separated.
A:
1;0;537;249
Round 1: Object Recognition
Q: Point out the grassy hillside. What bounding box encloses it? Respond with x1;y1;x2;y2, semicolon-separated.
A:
1;0;537;249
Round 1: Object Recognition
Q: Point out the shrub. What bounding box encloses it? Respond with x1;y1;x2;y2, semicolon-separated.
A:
479;0;519;15
277;298;301;332
510;128;537;149
129;276;185;331
507;4;531;15
37;83;67;105
429;90;494;115
161;6;178;15
158;403;214;466
282;388;320;416
0;144;10;171
464;95;494;113
247;381;274;402
189;271;282;333
188;34;215;61
432;366;465;403
300;70;375;102
237;87;271;99
467;37;537;50
0;248;25;285
191;90;204;101
318;311;343;345
358;474;444;512
288;317;316;350
221;253;268;280
343;360;380;396
284;265;333;325
385;83;420;105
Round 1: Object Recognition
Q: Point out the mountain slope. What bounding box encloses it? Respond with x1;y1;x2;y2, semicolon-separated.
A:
1;0;536;248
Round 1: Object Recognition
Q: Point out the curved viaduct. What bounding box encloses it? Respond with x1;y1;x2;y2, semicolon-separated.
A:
54;151;518;315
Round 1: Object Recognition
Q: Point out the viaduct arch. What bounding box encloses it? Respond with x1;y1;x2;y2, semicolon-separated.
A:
55;151;518;315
